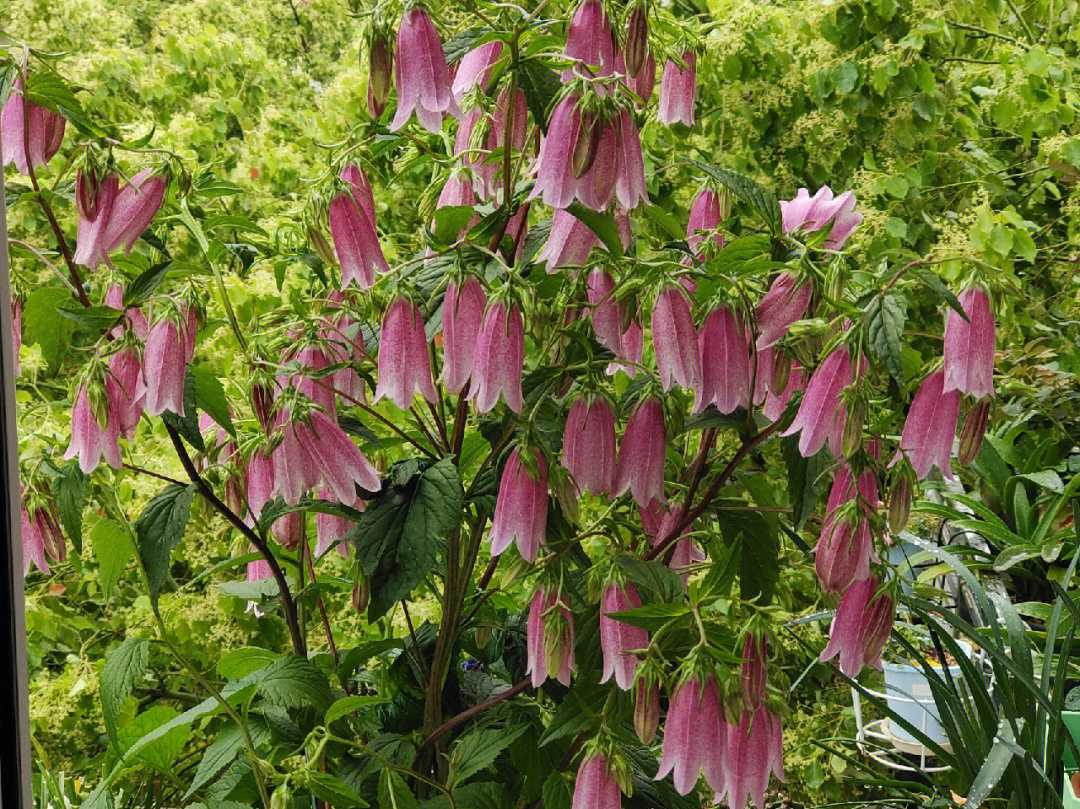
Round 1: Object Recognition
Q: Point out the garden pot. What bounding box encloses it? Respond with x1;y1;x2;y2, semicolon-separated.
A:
1065;770;1080;809
882;642;971;749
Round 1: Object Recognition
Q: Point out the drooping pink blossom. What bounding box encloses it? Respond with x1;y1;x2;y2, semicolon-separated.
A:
539;209;601;272
531;95;586;210
642;502;703;585
289;343;336;417
898;370;960;480
781;187;862;249
297;410;382;505
321;295;367;404
562;396;618;497
572;752;622;809
652;286;700;391
74;171;166;270
330;164;388;289
658;51;696;126
686;187;724;257
820;576;894;677
942;286;995;400
763;363;804;422
526;586;575;688
374;297;437;409
617;49;656;106
958;398;991;467
600;581;648;690
1;79;66;174
487;88;530;201
64;383;121;474
246;448;276;522
721;709;785;809
469;300;525;414
451;40;504;101
695;306;751;415
755;273;812;349
781;347;853;457
391;7;460;132
815;466;878;593
616;397;667;507
20;498;51;577
272;510;304;550
615;109;648;210
141;317;187;417
272;418;321;506
587;269;624;352
656;674;726;795
104;283;149;340
433;171;480;238
440;275;487;394
489;447;548;562
575;115;619;212
606;320;643;377
563;0;615;81
107;345;145;438
623;4;649;77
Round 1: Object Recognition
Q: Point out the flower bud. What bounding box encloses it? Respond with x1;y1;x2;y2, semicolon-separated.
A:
308;226;336;265
352;576;371;614
75;168;101;221
368;33;393;109
771;350;792;394
571;112;601;179
958;398;991;467
87;379;111;430
270;783;295;809
624;4;648;78
841;404;863;459
474;624;491;649
252;383;274;433
634;675;660;744
888;472;913;534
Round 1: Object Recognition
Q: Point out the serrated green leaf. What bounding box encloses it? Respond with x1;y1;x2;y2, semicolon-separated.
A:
308;771;369;808
378;769;419;809
256;655;334;712
191;364;235;437
517;59;561;132
867;293;907;384
123;261;173;307
100;638;150;742
217;647;280;680
91;519;132;599
185;722;246;798
448;725;528;788
22;286;73;368
325;695;391;725
53;461;88;553
541;773;572;809
136;484;196;600
687;161;782;235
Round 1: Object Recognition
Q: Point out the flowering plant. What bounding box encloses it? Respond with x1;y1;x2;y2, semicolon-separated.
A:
3;0;1006;805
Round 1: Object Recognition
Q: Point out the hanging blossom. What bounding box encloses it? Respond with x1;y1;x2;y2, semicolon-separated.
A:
815;464;879;593
316;486;361;558
657;51;696;126
141;315;188;417
440;275;487;395
321;292;367;404
600;581;648;690
572;752;622;809
19;488;65;577
615;397;667;508
652;285;701;392
451;40;503;101
942;286;995;400
489;447;548;562
65;378;121;474
755;273;812;349
820;576;894;677
686;187;725;259
780;186;862;249
526;586;575;688
763;361;804;422
720;709;785;809
782;346;857;458
897;369;960;480
695;306;750;415
329;163;388;290
656;673;726;795
562;396;618;497
616;49;656;107
1;79;66;174
74;169;167;270
469;299;525;413
641;502;704;586
563;0;615;81
374;297;437;409
539;209;631;272
391;7;459;132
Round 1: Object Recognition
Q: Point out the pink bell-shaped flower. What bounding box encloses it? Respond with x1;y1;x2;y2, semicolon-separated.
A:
1;79;66;174
781;347;853;457
615;109;648;210
391;7;460;132
763;362;804;422
656;673;726;795
330;164;388;289
898;370;959;480
531;95;586;210
74;171;166;270
820;577;894;678
600;581;648;690
642;502;703;585
755;273;812;349
575;115;620;212
272;510;304;550
658;51;696;127
741;634;769;713
587;269;624;352
572;752;622;809
289;344;336;417
562;396;618;497
686;187;724;257
721;709;785;809
246;448;276;522
606;320;643;377
65;382;121;474
563;0;615;81
299;410;382;504
942;286;995;399
781;187;862;249
321;295;367;404
20;496;52;577
652;286;701;391
469;300;525;414
142;317;188;417
316;486;361;558
74;171;119;269
440;275;487;394
695;307;751;415
526;586;575;687
374;297;437;409
615;398;667;507
617;49;656;106
539;209;601;271
272;417;322;506
107;345;145;438
451;40;503;101
488;87;530;201
815;465;878;592
489;447;548;562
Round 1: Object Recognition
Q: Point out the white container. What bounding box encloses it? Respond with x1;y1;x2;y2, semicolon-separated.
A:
881;642;970;748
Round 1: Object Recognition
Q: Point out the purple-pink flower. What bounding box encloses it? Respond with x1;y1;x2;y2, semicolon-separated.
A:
695;306;750;415
469;300;525;414
440;275;487;394
755;273;812;349
1;79;65;174
374;297;437;409
686;187;724;257
330;164;388;289
572;752;621;809
942;286;995;400
451;40;504;101
781;347;853;457
65;383;121;474
489;447;548;562
526;586;575;687
107;345;145;438
391;7;459;132
815;465;878;593
658;51;696;126
898;369;960;480
615;397;667;507
316;486;361;558
763;362;804;422
563;0;615;81
656;673;726;795
74;170;166;270
781;187;862;249
142;317;187;417
721;709;785;809
652;286;700;392
600;581;648;690
562;396;618;496
820;576;894;677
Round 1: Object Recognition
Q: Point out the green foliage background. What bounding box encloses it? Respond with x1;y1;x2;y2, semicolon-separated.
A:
5;0;1080;804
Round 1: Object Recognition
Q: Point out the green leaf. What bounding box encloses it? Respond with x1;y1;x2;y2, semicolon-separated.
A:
325;695;391;725
185;721;246;798
720;511;778;604
966;717;1018;808
866;293;907;384
136;484;196;600
378;769;419;809
909;266;967;321
191;364;236;437
56;304;121;332
53;462;88;554
604;602;689;632
538;684;607;747
123;261;173;307
162;368;204;451
91;519;132;599
448;725;528;788
686;161;783;236
517;60;561;132
540;773;572;809
100;638;150;742
782;436;827;530
431;205;476;244
22;286;73;368
256;655;334;712
24;70;100;136
217;647;280;680
565;202;624;258
308;772;369;808
113;704;189;771
421;783;511;809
